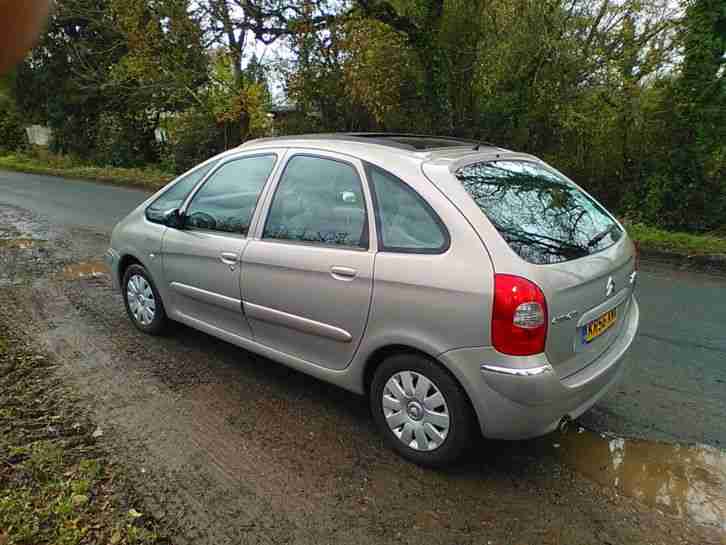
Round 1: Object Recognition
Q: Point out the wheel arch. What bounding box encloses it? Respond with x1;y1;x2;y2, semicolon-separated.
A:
362;345;478;418
118;253;143;286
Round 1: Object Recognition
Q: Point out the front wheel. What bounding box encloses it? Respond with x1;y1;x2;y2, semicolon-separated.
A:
370;353;476;467
122;264;168;335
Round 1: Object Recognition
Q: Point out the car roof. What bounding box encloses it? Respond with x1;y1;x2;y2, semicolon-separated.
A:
239;133;510;162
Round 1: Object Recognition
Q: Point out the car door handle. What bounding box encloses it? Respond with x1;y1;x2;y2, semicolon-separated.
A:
220;252;239;267
330;266;358;280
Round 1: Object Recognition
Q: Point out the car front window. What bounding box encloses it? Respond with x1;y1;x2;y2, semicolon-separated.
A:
146;159;219;223
185;154;277;235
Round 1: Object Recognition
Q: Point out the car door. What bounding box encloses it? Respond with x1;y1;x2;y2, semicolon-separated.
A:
137;158;222;285
241;151;375;370
162;152;280;338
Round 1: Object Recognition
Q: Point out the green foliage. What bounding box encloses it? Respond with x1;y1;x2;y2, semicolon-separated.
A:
94;112;160;167
15;0;208;165
630;0;726;230
161;109;225;174
0;151;171;189
0;103;26;152
627;222;726;255
0;71;26;152
10;0;726;236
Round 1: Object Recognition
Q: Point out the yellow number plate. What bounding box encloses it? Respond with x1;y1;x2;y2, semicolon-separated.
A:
582;309;617;344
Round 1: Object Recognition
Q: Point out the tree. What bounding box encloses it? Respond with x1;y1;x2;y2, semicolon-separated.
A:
16;0;209;165
643;0;726;229
353;0;453;131
16;0;127;157
0;71;26;152
194;0;337;89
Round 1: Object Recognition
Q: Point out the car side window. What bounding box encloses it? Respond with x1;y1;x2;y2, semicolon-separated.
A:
146;159;219;223
185;154;277;235
263;155;368;249
367;164;449;253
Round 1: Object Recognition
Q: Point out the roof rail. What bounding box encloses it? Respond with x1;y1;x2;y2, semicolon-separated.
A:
243;133;499;152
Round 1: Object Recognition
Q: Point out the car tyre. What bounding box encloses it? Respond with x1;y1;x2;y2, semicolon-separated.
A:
370;353;476;467
122;264;168;335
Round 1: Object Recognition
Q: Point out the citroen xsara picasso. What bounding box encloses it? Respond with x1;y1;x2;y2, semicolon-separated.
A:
106;134;639;466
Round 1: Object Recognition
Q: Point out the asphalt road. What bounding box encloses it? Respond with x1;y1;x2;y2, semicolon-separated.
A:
0;169;151;230
1;168;725;448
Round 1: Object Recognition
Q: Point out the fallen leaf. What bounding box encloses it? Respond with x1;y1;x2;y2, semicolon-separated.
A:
72;494;89;507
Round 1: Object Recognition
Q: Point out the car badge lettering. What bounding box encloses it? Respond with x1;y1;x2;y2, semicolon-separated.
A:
552;310;579;324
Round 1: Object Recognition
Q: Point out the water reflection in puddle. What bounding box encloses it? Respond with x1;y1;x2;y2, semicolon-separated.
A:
550;428;726;529
61;261;109;280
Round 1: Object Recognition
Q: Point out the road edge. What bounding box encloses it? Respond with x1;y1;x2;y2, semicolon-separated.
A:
640;248;726;275
0;164;165;193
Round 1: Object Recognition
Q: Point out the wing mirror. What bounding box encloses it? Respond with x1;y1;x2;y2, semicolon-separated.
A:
164;208;185;228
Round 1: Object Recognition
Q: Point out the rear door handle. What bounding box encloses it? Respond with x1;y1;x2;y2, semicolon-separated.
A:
220;252;239;268
330;266;358;280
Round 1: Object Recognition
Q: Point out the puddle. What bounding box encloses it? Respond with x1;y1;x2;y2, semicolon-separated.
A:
549;428;726;529
61;261;110;280
0;238;42;249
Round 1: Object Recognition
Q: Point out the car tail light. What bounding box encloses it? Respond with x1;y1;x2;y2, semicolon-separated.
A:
633;240;640;271
492;274;548;356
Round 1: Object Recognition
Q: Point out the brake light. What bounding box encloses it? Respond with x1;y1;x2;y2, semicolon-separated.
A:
633;240;640;271
492;274;548;356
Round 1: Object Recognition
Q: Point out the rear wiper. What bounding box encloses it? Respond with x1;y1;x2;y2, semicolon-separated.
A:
587;225;616;248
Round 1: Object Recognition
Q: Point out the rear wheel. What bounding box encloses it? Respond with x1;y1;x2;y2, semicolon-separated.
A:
122;264;168;335
370;353;476;467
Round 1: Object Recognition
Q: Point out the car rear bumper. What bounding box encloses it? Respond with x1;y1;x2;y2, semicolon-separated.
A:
439;296;639;439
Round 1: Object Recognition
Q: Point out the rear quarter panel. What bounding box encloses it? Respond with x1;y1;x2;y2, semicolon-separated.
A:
358;158;494;362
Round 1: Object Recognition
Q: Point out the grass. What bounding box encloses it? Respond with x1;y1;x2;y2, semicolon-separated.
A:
0;151;172;191
627;222;726;256
0;323;171;545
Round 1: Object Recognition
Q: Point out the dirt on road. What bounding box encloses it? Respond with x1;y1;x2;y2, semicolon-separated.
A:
1;203;724;545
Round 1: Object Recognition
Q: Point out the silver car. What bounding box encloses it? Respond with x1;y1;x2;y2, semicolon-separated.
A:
106;134;639;466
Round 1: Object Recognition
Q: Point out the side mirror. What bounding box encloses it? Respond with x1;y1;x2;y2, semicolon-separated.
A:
164;208;185;228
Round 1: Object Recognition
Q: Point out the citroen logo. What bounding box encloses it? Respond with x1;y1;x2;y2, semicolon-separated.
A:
606;276;615;297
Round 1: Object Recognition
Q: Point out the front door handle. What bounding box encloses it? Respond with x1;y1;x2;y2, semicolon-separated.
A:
330;266;358;280
220;252;239;270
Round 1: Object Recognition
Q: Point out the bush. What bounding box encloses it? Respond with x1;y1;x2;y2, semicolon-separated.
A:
94;113;159;168
162;109;226;174
0;103;26;152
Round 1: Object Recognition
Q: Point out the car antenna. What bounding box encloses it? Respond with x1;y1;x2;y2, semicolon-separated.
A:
474;139;496;151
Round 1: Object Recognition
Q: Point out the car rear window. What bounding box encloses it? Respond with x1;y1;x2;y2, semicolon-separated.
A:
455;160;622;265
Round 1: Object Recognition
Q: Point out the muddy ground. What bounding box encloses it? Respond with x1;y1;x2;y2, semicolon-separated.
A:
1;202;724;545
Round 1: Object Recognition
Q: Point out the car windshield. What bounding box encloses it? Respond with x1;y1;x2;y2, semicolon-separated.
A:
455;160;622;265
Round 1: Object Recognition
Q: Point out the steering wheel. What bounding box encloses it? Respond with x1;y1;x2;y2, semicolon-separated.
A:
188;211;216;230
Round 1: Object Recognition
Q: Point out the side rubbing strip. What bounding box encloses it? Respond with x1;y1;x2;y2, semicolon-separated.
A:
170;282;241;313
243;302;352;343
